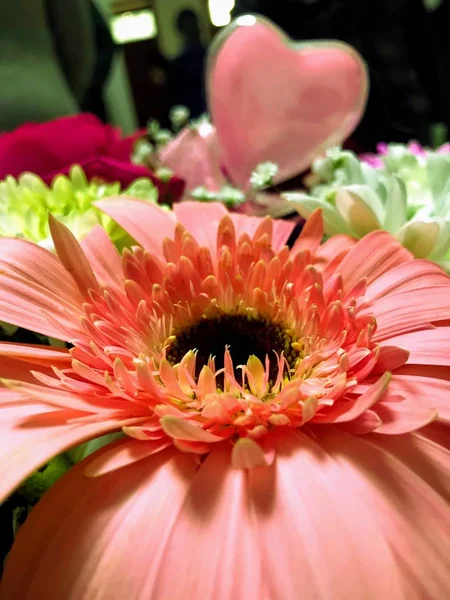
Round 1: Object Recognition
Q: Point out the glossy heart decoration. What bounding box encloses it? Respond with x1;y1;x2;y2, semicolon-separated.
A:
206;15;368;188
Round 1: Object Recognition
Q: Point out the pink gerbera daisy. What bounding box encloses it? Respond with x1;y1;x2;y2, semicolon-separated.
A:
1;200;450;599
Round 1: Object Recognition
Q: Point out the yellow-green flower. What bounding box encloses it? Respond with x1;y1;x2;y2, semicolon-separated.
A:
0;165;159;248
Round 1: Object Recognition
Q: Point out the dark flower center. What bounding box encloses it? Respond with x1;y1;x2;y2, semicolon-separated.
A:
166;313;300;383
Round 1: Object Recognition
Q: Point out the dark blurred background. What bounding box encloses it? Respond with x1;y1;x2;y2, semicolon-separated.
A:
1;0;450;150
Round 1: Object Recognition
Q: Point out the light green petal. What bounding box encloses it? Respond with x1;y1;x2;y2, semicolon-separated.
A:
312;148;365;186
283;192;353;236
395;220;441;259
425;217;450;262
334;187;382;237
360;162;381;188
69;164;89;191
343;184;385;222
382;144;420;173
383;176;407;233
426;153;450;210
125;178;158;201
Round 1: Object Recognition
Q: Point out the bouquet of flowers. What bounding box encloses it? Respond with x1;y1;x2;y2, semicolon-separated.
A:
0;16;449;600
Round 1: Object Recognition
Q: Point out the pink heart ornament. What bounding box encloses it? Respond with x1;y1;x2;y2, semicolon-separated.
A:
206;15;368;188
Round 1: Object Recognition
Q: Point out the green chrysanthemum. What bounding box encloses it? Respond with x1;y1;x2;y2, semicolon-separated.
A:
0;165;159;248
285;145;450;269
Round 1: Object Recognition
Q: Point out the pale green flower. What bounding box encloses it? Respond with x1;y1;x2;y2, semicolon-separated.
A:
0;165;158;248
249;161;279;191
169;105;190;130
285;146;450;269
191;184;246;208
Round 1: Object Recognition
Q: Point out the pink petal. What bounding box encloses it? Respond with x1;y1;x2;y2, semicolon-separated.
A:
49;214;99;296
372;345;409;373
313;372;391;423
0;402;131;503
418;422;450;453
373;401;437;434
174;201;227;255
385;328;450;365
337;231;412;294
96;198;176;259
0;356;50;381
369;288;450;340
0;237;84;339
161;415;223;442
368;425;450;498
316;429;450;599
315;234;356;264
366;260;450;302
230;213;296;250
160;126;226;191
81;225;124;290
85;438;173;477
1;446;199;599
290;208;323;255
4;379;136;414
0;343;71;367
248;429;405;599
390;373;450;422
231;437;269;468
338;409;382;434
155;446;263;598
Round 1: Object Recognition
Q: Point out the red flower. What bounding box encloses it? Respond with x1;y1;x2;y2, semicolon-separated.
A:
0;114;184;203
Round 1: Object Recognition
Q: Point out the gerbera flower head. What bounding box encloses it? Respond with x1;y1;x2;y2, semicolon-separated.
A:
286;144;450;268
0;164;159;247
1;200;450;598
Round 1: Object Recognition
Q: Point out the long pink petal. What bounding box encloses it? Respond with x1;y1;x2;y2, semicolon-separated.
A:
367;426;450;499
81;225;124;290
231;436;269;468
85;438;173;477
390;373;450;422
154;445;263;598
337;231;412;293
373;401;437;434
315;233;356;263
384;328;450;365
313;372;390;423
49;214;100;296
96;198;176;259
418;422;450;453
366;260;450;302
317;430;450;599
1;445;199;599
291;208;323;254
248;429;405;599
0;356;56;381
3;379;137;414
369;288;450;340
372;345;409;373
230;212;296;250
0;343;71;367
161;415;224;442
338;409;382;434
174;201;227;255
0;238;84;339
0;402;132;503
